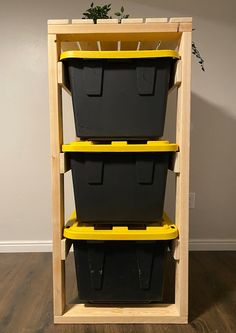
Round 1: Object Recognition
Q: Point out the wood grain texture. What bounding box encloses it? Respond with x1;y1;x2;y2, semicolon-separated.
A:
59;153;70;174
48;34;65;316
97;19;119;51
74;20;98;51
61;239;72;260
97;19;119;24
174;31;192;319
145;18;168;23
48;23;181;35
57;62;70;95
169;17;193;23
1;252;236;332
71;19;93;24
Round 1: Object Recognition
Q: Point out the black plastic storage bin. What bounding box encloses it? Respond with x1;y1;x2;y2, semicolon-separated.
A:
60;50;179;140
62;141;178;223
63;214;178;304
73;240;168;303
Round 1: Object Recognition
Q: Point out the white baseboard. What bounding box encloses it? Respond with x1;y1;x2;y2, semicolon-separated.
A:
0;239;236;253
0;240;52;253
189;239;236;251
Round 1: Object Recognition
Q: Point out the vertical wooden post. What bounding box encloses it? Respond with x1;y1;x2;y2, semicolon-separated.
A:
48;33;65;316
175;30;192;321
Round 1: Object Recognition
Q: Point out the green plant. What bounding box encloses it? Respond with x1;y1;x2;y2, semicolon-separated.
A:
82;3;129;23
82;3;112;23
114;6;130;21
192;40;205;71
82;3;205;70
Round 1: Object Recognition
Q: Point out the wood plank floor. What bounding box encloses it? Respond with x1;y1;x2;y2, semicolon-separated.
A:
0;252;236;332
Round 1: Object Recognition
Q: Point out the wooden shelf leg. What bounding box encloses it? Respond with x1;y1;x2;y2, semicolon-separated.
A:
48;34;65;317
175;31;192;322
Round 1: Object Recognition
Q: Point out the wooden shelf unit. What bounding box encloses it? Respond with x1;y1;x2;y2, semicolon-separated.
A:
48;17;192;324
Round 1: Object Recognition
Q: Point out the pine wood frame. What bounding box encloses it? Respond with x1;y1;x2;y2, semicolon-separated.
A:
48;17;192;324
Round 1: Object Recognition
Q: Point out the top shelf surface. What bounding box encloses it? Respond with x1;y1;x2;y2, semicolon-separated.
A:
48;17;192;37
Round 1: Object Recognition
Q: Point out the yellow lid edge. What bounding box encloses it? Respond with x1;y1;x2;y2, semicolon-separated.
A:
64;211;178;241
62;141;179;153
60;50;180;60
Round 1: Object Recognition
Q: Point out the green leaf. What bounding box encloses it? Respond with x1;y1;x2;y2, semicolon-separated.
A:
115;12;121;16
91;2;94;7
121;6;124;13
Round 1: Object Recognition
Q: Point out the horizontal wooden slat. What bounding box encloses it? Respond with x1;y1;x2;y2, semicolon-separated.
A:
55;303;187;324
169;17;192;23
48;18;192;25
48;22;182;35
48;19;70;25
121;18;144;24
54;32;182;43
145;18;168;23
72;19;94;24
97;19;119;24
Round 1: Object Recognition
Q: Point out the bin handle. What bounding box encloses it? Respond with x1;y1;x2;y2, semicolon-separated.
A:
136;241;155;290
135;159;154;184
88;242;105;290
136;65;156;95
85;159;104;185
83;64;103;96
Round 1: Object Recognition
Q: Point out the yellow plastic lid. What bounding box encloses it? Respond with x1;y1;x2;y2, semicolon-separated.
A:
62;140;178;153
64;211;178;241
60;50;180;60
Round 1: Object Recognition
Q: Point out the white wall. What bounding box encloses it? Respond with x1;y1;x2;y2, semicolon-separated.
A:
0;0;236;251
